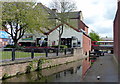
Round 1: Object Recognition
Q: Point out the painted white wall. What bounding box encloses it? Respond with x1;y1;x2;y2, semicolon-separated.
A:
19;25;83;47
48;29;59;46
48;25;83;47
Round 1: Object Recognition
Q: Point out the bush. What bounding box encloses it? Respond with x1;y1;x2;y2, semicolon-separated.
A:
51;45;68;48
4;44;24;49
4;44;15;48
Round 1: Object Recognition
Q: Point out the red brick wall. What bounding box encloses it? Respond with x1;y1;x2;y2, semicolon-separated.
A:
84;27;88;34
83;35;91;55
78;20;88;34
114;1;120;62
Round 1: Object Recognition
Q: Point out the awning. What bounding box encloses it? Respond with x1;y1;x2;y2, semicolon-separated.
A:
0;31;9;38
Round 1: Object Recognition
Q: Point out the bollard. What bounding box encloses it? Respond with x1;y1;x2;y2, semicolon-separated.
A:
31;49;34;59
56;48;58;56
45;48;48;57
64;48;67;55
12;48;15;61
71;48;74;54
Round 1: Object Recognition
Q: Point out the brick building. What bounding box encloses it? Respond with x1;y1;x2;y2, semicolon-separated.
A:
19;3;91;55
18;3;91;76
114;0;120;64
79;21;91;55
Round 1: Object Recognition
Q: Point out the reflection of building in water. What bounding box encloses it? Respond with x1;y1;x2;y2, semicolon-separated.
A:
82;58;91;78
2;59;91;82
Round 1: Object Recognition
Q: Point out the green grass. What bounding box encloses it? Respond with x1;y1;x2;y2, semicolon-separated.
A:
1;51;45;60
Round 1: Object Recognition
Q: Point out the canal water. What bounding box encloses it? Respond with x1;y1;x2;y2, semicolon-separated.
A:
3;60;85;82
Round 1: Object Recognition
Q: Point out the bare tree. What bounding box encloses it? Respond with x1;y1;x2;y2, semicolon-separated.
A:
50;0;76;49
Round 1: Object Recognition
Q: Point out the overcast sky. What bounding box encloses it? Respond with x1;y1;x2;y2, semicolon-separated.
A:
37;0;117;38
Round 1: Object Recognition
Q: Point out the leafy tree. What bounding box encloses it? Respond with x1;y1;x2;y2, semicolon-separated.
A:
89;30;101;41
2;2;52;47
50;0;76;49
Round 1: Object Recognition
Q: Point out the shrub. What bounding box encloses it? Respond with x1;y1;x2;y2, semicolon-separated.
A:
4;44;15;48
4;44;24;49
51;45;68;48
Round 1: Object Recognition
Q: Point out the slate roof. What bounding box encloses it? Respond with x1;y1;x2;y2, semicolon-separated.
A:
36;3;57;19
35;3;89;38
57;11;82;19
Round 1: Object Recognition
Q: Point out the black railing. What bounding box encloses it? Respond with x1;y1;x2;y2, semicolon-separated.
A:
1;48;74;62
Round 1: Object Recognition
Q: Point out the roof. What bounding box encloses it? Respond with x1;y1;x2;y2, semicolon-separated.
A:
57;11;82;19
45;22;90;39
36;3;57;19
44;23;81;35
80;20;89;28
36;3;90;38
101;37;113;41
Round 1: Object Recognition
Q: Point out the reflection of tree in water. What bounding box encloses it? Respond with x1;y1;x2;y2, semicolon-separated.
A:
2;60;83;82
55;67;74;79
24;71;43;82
34;71;43;81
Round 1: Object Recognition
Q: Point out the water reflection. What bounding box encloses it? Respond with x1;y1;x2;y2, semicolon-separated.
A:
3;59;89;82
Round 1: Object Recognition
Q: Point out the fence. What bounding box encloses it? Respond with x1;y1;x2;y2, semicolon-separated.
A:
1;48;74;62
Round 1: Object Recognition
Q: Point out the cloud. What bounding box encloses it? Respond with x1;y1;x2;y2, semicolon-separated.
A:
88;20;113;37
74;0;117;38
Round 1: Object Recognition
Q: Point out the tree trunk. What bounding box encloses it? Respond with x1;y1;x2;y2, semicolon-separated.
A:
13;39;18;48
58;25;64;49
58;32;61;49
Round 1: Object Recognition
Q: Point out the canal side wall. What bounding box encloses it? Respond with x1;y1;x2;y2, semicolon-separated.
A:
0;48;88;79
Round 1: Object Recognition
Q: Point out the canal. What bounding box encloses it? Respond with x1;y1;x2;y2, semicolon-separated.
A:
2;59;87;82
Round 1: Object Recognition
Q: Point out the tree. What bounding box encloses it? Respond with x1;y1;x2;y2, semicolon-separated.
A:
50;0;76;49
2;2;52;47
89;30;101;41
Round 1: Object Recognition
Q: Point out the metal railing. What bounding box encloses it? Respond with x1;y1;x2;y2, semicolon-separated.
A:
1;48;74;62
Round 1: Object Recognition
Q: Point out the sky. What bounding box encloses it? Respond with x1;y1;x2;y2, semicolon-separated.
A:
37;0;117;38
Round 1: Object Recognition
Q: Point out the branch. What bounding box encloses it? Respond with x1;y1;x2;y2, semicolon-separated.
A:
8;21;14;39
17;28;25;40
4;30;11;35
60;24;64;36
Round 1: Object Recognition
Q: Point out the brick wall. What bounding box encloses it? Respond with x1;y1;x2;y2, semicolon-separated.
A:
0;48;89;79
114;1;120;63
78;20;88;34
83;35;91;56
82;35;91;78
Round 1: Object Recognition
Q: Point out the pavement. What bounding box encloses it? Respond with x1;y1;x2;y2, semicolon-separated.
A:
82;54;118;82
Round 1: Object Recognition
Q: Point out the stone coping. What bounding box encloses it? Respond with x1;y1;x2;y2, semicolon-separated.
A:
0;54;74;66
